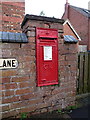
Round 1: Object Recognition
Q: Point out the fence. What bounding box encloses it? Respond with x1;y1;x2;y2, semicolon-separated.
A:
77;52;90;94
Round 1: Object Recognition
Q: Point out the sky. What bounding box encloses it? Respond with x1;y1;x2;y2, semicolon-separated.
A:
25;0;89;19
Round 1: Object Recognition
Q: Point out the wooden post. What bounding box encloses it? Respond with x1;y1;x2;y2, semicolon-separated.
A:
83;52;88;93
78;52;84;94
88;52;90;92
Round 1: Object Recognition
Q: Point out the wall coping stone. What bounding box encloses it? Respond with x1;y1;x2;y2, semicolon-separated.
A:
21;14;65;28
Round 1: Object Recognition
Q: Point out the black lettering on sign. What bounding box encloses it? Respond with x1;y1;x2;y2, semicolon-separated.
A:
12;60;16;67
0;58;18;69
7;60;11;67
3;60;6;67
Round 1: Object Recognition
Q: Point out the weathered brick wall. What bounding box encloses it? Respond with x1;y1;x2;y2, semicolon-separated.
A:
1;16;78;119
0;1;25;33
0;44;2;120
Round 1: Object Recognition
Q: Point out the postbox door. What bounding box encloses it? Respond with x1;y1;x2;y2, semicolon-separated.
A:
36;28;58;86
39;44;58;86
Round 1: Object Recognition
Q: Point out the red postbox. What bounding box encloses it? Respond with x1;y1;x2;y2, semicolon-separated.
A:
36;28;58;86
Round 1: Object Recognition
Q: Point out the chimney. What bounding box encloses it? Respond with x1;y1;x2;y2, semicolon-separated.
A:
62;0;69;19
65;0;69;18
0;0;25;33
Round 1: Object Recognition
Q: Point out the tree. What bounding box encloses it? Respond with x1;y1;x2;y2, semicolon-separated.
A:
39;11;45;16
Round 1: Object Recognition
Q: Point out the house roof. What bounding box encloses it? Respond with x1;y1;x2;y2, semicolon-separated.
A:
0;31;28;43
63;19;81;41
70;5;90;18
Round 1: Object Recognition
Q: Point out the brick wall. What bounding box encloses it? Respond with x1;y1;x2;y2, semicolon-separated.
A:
0;1;25;33
1;15;78;119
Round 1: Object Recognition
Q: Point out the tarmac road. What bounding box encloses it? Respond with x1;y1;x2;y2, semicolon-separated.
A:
69;105;90;120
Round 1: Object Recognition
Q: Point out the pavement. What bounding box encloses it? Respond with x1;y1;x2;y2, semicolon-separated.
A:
69;105;89;120
30;105;89;120
30;94;90;120
29;105;89;120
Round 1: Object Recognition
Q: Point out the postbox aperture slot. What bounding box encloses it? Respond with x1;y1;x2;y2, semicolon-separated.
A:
40;39;56;43
38;35;57;39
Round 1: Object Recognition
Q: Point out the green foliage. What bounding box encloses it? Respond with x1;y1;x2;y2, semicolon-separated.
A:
66;105;77;110
20;112;27;120
57;105;78;114
57;109;66;114
57;109;62;113
39;11;45;16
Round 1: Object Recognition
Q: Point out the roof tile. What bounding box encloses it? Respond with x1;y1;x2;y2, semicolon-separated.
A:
70;5;90;18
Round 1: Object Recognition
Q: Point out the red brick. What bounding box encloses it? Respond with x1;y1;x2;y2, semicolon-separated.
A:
2;49;11;57
18;56;35;62
2;16;22;23
5;83;17;90
0;1;25;32
5;90;14;97
60;61;68;66
19;82;29;88
36;103;49;109
22;43;35;50
2;91;5;97
20;93;37;100
2;43;20;49
59;55;65;61
28;37;35;43
2;109;19;119
52;89;61;95
28;98;43;105
3;2;25;7
15;88;30;95
22;62;31;69
2;70;17;77
70;65;77;71
11;49;29;56
2;104;10;112
2;84;5;90
20;105;36;113
68;44;79;53
2;96;20;104
10;101;25;109
11;76;29;82
66;54;77;61
1;78;10;84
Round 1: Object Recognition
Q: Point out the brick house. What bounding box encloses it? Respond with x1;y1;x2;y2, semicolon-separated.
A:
62;1;90;51
0;1;79;119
